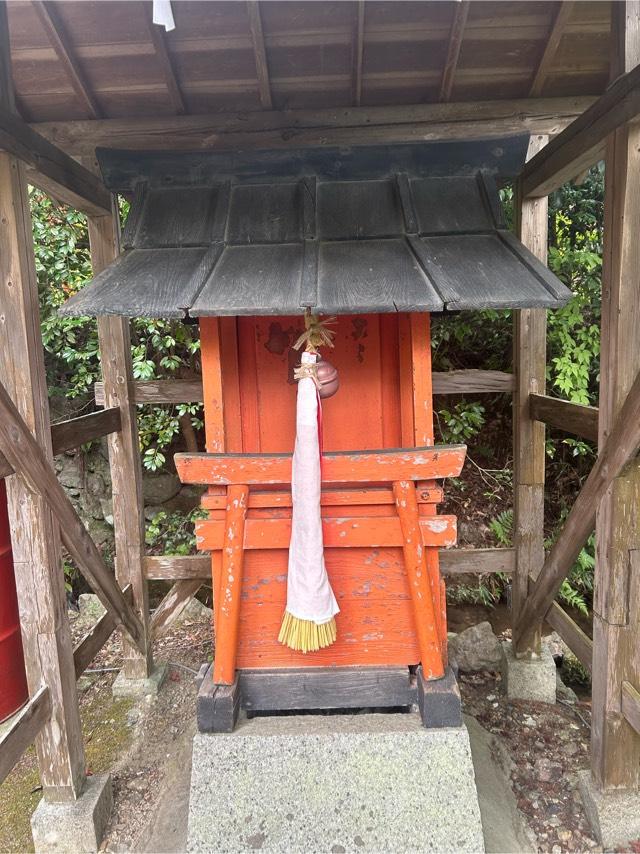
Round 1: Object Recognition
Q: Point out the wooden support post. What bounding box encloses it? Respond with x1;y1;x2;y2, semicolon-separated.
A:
513;134;549;657
0;6;85;801
213;484;249;685
393;480;444;680
89;213;153;680
591;0;640;791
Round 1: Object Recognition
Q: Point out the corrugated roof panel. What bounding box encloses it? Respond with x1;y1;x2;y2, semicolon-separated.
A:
191;244;304;316
316;239;443;314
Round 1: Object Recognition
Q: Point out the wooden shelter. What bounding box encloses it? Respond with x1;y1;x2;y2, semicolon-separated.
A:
0;0;639;846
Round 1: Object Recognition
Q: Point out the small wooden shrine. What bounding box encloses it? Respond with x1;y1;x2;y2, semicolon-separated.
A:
61;139;570;728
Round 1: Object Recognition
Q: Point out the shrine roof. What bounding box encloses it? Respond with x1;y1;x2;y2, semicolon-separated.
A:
60;138;572;319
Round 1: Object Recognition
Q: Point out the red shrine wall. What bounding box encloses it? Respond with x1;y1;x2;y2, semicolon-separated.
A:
198;313;448;672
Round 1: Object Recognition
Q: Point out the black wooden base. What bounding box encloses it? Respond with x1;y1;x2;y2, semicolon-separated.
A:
196;664;462;733
416;665;462;728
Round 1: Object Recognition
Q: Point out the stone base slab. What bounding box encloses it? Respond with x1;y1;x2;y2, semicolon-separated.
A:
112;662;167;699
578;769;640;849
501;641;556;704
187;713;485;852
31;773;112;854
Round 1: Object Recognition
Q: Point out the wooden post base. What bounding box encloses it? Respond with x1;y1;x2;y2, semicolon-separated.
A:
196;665;463;732
417;666;462;728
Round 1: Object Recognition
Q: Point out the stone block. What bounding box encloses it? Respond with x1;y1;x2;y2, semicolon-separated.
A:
31;774;112;854
501;641;556;704
578;770;640;849
417;665;462;728
187;713;485;852
112;662;168;699
449;621;503;672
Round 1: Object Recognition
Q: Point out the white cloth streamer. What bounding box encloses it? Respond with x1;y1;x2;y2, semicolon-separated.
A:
285;352;339;624
152;0;175;32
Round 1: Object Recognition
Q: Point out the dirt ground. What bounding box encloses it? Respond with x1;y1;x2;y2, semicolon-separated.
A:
0;605;636;854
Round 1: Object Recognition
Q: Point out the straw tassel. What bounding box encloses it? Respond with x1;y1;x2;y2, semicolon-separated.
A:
278;612;337;654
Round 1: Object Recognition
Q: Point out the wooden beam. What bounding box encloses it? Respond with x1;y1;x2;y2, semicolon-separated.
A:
622;681;640;737
73;585;131;678
513;134;548;656
0;407;121;479
514;363;640;651
143;1;186;115
0;378;146;653
246;1;272;109
529;393;598;442
519;63;640;198
529;2;575;98
31;96;595;157
143;548;515;581
94;370;514;408
0;34;86;794
591;0;640;791
439;1;470;102
150;580;203;640
31;1;101;119
0;105;110;215
351;1;365;106
545;601;593;672
0;687;51;787
91;212;153;680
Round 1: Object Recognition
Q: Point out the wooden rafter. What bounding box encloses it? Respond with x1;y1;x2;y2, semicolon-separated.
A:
519;62;640;198
351;0;365;106
529;2;575;98
514;364;640;650
439;1;470;102
247;1;272;109
31;0;101;119
143;1;186;115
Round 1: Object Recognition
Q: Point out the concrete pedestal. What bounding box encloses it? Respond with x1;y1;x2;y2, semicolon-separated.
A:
112;662;168;699
578;770;640;849
31;774;112;854
501;641;556;704
187;713;484;853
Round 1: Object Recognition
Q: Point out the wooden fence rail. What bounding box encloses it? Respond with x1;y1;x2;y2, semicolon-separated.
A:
529;393;599;443
73;585;131;678
545;601;593;672
94;370;515;408
0;686;51;786
0;406;121;478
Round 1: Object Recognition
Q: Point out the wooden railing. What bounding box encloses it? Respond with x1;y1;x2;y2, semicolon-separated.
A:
0;687;51;786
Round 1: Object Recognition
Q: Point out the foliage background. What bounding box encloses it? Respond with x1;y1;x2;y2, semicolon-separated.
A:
34;166;605;612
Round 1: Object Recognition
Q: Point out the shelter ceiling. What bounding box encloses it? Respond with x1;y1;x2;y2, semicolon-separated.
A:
7;1;611;123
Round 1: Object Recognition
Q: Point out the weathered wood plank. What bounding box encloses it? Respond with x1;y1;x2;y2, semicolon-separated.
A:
247;1;272;109
52;407;121;453
143;1;185;115
529;393;598;442
73;585;131;678
150;580;203;641
439;1;469;102
238;666;417;711
31;1;101;119
94;370;514;408
622;681;640;737
513;134;548;656
92;212;153;680
143;547;514;581
32;97;595;158
529;2;575;98
514;364;640;652
0;61;86;798
0;378;145;653
0;687;51;787
545;601;593;673
0;105;110;215
520;63;640;198
591;1;640;791
176;446;466;486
